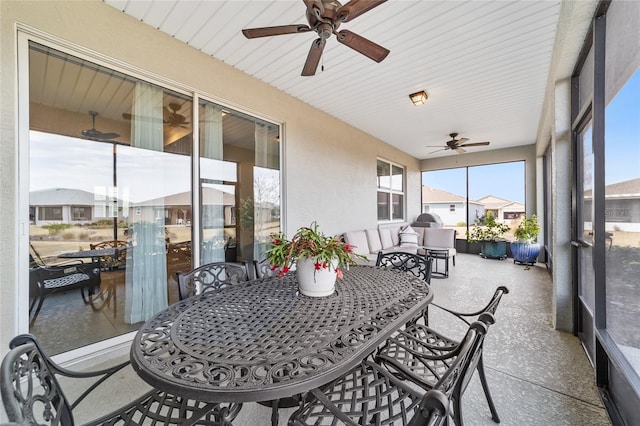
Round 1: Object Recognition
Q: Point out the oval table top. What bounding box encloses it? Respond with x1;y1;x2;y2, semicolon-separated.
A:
130;265;432;403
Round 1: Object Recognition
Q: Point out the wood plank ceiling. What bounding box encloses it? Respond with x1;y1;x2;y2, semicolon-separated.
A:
103;0;563;159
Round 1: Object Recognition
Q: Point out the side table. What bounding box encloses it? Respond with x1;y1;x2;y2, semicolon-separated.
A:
426;248;449;278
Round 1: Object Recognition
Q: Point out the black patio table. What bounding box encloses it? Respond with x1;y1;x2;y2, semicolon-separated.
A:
130;265;433;423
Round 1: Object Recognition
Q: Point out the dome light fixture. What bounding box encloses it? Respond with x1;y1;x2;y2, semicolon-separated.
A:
409;90;428;106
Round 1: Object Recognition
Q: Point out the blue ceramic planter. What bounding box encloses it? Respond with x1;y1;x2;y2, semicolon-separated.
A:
511;242;540;265
480;241;507;260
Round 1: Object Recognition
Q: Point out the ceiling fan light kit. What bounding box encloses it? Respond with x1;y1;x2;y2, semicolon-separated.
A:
409;90;428;106
242;0;389;76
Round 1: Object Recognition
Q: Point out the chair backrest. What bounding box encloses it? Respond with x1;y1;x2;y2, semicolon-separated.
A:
421;228;456;249
408;314;493;426
176;261;250;300
253;258;279;279
376;251;433;283
1;335;74;425
29;243;47;267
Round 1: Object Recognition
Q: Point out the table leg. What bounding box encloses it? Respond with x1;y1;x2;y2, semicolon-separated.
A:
271;399;280;426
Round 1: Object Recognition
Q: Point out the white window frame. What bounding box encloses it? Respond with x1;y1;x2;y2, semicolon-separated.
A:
377;158;405;222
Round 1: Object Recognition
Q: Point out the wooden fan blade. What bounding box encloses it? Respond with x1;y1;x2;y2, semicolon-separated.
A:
122;112;132;120
336;30;389;62
301;38;326;76
337;0;387;22
459;142;490;147
242;25;311;39
455;137;469;144
455;148;466;154
428;148;446;154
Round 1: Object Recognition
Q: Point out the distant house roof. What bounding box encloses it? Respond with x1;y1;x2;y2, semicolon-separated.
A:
136;187;235;207
585;177;640;199
422;186;483;206
30;188;95;205
476;195;515;210
501;201;525;212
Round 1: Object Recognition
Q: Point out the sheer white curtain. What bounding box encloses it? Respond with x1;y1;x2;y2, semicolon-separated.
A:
125;82;168;324
253;123;279;260
201;103;225;263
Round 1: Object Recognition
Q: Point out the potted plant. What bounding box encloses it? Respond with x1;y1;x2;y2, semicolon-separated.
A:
265;222;366;297
511;214;541;267
466;211;510;260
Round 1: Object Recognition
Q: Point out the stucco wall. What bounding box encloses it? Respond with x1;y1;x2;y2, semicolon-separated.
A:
0;1;421;357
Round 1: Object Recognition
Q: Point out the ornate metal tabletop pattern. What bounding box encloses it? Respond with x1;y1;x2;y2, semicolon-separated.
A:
130;266;432;403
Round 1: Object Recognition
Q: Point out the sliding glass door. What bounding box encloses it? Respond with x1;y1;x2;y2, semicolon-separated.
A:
25;40;280;355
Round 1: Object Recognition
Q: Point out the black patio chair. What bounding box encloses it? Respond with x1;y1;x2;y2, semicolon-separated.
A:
375;251;433;283
288;315;494;426
28;246;102;326
0;334;237;425
253;258;281;279
176;261;250;300
377;286;509;425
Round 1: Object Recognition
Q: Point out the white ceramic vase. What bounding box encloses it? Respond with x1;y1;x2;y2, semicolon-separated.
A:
296;257;338;297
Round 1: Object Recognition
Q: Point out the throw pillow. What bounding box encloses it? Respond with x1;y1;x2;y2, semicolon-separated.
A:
399;225;419;248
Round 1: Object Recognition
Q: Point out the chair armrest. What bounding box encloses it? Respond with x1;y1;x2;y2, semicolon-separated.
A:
9;335;129;409
427;286;509;325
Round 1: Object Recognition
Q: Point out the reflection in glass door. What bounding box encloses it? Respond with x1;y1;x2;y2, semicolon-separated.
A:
577;121;596;360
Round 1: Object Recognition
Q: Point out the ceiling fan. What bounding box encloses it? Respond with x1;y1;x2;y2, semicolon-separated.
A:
427;133;490;154
81;111;120;141
242;0;390;76
122;103;190;128
163;103;190;128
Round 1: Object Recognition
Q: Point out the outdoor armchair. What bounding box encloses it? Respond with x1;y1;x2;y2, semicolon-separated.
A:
28;254;101;326
0;334;236;425
378;286;509;425
288;316;493;426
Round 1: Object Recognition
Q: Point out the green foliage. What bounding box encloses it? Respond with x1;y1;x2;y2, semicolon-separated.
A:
514;214;540;243
41;223;71;235
92;219;115;228
466;211;510;242
265;222;367;278
456;221;467;227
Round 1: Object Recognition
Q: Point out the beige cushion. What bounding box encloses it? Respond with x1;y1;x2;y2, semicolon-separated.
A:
423;228;455;248
365;229;382;253
388;226;401;246
343;231;370;256
378;228;394;249
399;225;419;248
